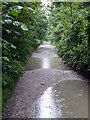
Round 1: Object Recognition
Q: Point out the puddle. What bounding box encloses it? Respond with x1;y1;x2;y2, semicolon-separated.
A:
39;42;53;48
36;47;57;54
31;42;59;58
32;80;88;118
25;57;69;70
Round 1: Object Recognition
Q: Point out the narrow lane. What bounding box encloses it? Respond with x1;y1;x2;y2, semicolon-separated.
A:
3;42;88;118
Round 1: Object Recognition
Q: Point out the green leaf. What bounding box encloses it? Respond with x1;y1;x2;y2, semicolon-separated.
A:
11;44;16;49
3;14;13;19
1;20;5;24
12;5;23;10
3;50;8;55
4;19;12;24
5;29;12;34
2;57;10;62
10;9;21;16
2;5;6;9
3;1;8;5
14;31;21;35
3;81;8;86
27;7;34;11
13;21;20;26
21;24;28;31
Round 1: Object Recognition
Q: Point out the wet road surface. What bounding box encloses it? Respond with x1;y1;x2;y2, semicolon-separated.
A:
33;80;88;118
3;42;88;118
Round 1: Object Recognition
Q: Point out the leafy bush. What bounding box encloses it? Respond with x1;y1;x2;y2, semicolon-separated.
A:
48;2;90;78
2;2;47;110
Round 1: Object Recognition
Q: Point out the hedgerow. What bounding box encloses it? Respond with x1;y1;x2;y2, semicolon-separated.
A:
48;2;90;78
2;2;47;109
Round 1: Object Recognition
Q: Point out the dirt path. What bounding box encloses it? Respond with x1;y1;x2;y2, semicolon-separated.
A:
3;42;88;118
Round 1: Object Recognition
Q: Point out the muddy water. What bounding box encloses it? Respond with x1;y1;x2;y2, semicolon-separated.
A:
25;42;70;70
27;42;88;118
25;57;70;70
35;47;57;54
32;80;88;118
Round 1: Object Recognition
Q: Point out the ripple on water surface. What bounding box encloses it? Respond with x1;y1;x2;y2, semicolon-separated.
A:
32;80;88;118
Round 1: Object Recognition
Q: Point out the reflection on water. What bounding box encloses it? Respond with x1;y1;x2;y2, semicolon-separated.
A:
42;58;50;69
36;47;57;54
38;87;62;118
25;57;69;70
33;80;88;118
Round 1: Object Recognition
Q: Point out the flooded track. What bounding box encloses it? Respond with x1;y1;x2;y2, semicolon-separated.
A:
3;42;88;118
33;80;88;118
25;57;69;70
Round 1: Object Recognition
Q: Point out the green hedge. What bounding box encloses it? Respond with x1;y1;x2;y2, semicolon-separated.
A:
48;2;90;78
2;2;47;110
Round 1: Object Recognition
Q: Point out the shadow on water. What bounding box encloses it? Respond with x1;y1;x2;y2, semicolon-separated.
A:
25;57;70;70
32;80;88;118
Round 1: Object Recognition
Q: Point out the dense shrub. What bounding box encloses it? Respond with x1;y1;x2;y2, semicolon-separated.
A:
48;2;90;78
2;2;47;109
